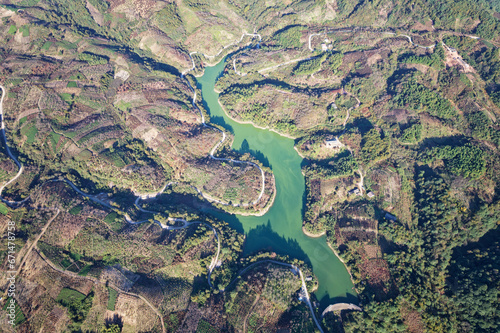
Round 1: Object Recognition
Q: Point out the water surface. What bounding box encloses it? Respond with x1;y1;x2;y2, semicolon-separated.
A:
197;59;357;308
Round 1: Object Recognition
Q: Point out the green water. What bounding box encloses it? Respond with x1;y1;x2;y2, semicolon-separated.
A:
197;59;357;308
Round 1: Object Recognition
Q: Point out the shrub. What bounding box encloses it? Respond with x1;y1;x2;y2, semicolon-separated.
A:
393;78;457;119
361;128;391;165
400;123;422;143
423;143;486;178
77;52;108;65
273;25;304;49
293;55;326;75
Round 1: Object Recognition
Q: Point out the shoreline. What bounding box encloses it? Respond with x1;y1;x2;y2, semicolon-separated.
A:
302;226;326;238
327;241;359;294
294;146;306;159
216;98;298;140
234;173;277;217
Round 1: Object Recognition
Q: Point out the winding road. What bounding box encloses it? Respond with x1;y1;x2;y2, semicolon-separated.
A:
0;32;323;331
182;33;267;209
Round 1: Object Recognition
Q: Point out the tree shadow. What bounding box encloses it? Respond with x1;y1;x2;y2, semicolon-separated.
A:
319;293;359;309
418;134;467;149
243;220;309;261
237;139;271;168
104;314;123;329
346;117;373;135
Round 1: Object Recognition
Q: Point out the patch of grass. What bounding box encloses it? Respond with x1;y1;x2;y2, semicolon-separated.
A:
38;242;68;269
57;40;78;50
57;288;94;323
41;41;52;50
21;125;38;144
75;150;92;161
69;73;84;80
69;205;83;215
107;287;118;311
2;298;26;326
78;264;93;276
115;100;131;112
56;288;86;303
19;0;40;5
8;25;17;35
49;131;60;151
59;93;73;103
104;211;118;223
0;203;8;215
19;25;29;37
196;319;218;333
61;258;72;268
19;117;27;126
67;81;78;88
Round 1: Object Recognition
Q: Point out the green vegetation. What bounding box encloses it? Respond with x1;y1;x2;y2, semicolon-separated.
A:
21;125;38;144
304;152;358;179
154;3;183;35
0;203;8;215
104;211;118;224
101;324;121;333
41;41;52;50
8;25;17;34
293;54;327;75
18;25;29;37
59;93;73;103
78;264;93;276
49;132;60;151
272;25;304;49
328;52;344;71
196;319;218;333
2;298;26;326
69;205;83;215
361;129;391;165
77;52;109;65
393;77;457;120
57;288;94;323
3;1;500;332
399;123;422;143
107;287;118;311
399;44;444;69
422;144;486;178
467;111;493;140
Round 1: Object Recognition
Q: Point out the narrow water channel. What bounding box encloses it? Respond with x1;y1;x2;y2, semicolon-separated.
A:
197;59;357;309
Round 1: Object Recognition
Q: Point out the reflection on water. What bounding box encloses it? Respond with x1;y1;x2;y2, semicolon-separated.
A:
197;58;357;310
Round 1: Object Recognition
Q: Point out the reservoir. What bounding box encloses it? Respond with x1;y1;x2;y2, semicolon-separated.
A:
197;58;357;309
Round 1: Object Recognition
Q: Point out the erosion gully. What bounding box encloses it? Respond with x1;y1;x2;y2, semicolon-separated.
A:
197;58;357;309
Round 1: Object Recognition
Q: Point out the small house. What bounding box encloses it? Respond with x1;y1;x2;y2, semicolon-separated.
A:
348;188;361;196
325;137;344;149
367;191;375;198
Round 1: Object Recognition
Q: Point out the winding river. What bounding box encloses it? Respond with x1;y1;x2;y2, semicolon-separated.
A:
197;59;357;309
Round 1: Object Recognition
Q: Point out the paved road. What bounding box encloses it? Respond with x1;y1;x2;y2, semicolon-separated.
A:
0;85;29;207
223;259;324;333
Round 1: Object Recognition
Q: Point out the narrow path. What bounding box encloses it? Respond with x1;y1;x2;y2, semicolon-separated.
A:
0;85;28;207
15;208;60;276
243;294;260;333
